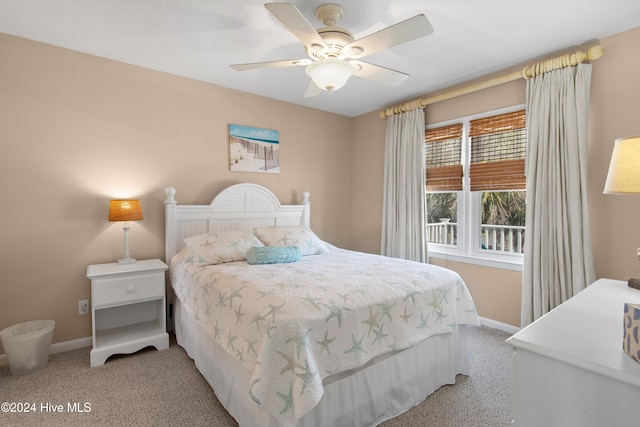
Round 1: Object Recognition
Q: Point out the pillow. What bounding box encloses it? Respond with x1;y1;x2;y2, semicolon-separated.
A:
253;225;329;256
184;231;264;265
246;246;301;265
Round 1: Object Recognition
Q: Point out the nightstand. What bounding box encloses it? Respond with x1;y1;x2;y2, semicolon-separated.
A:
87;259;169;367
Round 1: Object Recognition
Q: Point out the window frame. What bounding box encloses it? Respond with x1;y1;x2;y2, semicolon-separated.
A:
426;104;526;272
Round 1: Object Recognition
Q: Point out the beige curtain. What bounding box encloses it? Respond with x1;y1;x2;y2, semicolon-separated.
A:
522;63;596;326
381;109;428;262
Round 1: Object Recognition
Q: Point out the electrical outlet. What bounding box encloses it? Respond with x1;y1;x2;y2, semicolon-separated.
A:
79;299;89;315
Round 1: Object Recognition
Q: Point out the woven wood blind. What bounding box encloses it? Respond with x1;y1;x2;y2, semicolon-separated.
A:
425;123;463;191
469;110;525;137
469;110;526;191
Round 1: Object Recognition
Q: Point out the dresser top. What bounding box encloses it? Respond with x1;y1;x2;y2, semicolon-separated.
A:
506;278;640;387
87;258;168;278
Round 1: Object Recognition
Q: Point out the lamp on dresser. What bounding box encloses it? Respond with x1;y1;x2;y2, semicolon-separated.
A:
604;136;640;195
108;199;143;265
604;135;640;290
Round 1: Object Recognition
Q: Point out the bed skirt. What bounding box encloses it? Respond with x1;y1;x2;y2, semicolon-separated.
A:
174;296;472;426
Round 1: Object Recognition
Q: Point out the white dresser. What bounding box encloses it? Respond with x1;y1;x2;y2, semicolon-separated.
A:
506;278;640;426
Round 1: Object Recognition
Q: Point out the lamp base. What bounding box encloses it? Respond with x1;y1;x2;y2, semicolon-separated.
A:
117;257;137;265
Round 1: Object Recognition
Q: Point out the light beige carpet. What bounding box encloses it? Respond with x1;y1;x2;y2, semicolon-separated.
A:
0;326;512;426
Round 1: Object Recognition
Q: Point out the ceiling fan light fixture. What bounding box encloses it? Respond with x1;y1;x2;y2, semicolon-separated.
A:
305;59;354;91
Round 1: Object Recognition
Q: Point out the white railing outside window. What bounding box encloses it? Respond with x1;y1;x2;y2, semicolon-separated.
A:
427;219;458;246
427;221;525;254
480;224;525;254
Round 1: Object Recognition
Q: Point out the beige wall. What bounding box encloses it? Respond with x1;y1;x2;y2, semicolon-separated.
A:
2;26;639;352
0;33;353;353
589;27;640;281
430;259;522;326
351;27;640;328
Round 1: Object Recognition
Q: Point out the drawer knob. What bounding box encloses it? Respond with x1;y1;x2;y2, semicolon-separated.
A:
126;285;135;293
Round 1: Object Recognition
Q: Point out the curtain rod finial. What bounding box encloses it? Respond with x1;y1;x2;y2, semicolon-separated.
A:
587;45;604;61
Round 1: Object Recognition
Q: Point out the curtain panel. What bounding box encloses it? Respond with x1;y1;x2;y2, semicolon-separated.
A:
381;109;428;263
522;63;596;326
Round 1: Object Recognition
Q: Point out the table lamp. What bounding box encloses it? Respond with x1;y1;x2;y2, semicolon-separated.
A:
604;135;640;289
108;199;143;265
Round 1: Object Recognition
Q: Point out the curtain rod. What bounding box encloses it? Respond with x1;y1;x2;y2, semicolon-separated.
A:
379;44;604;118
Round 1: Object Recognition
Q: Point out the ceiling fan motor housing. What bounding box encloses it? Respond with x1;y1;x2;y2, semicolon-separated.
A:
307;27;354;59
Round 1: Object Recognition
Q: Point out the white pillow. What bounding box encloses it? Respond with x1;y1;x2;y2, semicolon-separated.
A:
184;231;264;265
253;225;329;256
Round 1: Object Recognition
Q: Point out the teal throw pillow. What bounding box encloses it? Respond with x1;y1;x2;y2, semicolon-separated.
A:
246;246;301;265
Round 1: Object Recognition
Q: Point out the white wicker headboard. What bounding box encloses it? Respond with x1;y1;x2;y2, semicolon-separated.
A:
164;183;310;263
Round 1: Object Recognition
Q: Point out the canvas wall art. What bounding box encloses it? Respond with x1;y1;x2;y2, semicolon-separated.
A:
229;124;280;173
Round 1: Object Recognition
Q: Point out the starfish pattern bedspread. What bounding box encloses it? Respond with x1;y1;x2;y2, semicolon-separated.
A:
170;245;479;426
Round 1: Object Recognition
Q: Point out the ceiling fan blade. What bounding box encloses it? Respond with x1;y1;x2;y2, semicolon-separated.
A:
231;59;311;71
303;80;323;98
344;14;433;59
265;3;327;51
350;60;409;86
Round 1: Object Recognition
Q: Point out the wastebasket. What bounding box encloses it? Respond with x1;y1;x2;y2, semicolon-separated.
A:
1;320;55;375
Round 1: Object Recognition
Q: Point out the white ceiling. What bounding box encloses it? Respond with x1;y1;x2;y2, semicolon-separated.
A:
1;0;639;117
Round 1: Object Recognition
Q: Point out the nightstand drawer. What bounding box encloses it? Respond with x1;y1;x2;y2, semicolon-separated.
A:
92;272;164;308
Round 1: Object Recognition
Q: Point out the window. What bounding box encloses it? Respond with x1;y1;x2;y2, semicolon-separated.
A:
425;124;462;248
469;110;526;191
425;123;463;192
425;106;526;270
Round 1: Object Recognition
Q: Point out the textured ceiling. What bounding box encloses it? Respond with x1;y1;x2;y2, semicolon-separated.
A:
1;0;639;117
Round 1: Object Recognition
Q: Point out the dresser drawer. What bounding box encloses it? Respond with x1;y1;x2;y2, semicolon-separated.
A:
92;272;164;308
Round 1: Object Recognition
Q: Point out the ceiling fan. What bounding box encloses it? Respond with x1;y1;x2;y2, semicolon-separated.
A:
231;2;434;97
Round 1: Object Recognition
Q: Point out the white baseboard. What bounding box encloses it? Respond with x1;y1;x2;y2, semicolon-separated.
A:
479;316;521;335
0;336;91;367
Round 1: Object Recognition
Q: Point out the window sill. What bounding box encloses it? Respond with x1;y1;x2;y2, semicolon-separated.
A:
428;250;523;272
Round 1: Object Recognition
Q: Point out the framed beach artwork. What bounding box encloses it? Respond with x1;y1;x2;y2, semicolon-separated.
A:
229;124;280;173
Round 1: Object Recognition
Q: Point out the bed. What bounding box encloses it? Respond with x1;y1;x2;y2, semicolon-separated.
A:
165;183;480;427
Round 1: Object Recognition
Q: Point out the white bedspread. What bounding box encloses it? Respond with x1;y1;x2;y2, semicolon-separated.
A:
170;246;479;426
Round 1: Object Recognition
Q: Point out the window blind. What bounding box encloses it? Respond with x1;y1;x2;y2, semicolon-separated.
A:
425;123;463;191
469;110;526;191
